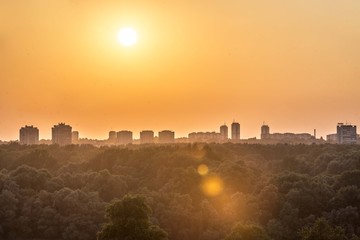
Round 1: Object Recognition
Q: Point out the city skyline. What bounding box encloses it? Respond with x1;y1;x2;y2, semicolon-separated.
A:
3;120;358;142
1;1;360;141
2;119;360;141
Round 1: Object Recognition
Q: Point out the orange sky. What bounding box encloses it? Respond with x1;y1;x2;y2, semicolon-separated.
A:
1;0;360;140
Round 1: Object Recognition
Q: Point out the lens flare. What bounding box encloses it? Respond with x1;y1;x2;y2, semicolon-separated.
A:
201;176;224;197
197;164;209;176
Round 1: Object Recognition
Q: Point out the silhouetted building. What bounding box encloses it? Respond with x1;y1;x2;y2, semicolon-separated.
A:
231;122;240;140
140;130;154;144
158;130;175;143
117;131;133;145
220;124;228;140
326;133;337;143
259;124;314;143
188;132;221;142
267;132;313;141
19;125;39;145
337;123;357;144
72;131;79;143
52;123;72;145
109;131;117;140
261;124;270;139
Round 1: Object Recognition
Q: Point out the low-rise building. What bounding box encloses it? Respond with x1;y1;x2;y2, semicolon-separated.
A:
72;131;79;143
188;132;221;143
326;133;338;143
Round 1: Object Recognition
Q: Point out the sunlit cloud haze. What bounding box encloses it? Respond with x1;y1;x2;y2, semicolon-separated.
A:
1;0;360;140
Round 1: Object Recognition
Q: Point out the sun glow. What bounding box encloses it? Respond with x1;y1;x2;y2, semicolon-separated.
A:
117;27;138;47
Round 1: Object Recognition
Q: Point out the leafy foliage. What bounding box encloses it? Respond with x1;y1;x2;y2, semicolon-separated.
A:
0;143;360;239
224;223;270;240
97;195;168;240
299;218;346;240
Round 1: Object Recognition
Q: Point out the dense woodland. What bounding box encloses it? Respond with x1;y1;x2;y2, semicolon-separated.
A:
0;143;360;240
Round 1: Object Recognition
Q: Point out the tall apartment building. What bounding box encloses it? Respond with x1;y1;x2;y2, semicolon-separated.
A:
231;122;240;140
337;123;357;144
140;130;154;144
220;124;228;140
117;131;133;145
19;125;39;145
52;123;72;145
158;130;175;143
261;124;270;139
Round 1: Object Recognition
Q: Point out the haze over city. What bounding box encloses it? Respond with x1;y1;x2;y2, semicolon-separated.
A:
1;0;360;140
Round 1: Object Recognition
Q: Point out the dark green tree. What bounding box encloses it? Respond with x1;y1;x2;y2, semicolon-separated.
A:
97;195;168;240
299;218;346;240
224;223;270;240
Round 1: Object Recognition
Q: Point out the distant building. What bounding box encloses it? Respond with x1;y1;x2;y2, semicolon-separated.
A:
220;124;228;140
231;122;240;140
326;133;337;143
52;123;72;145
108;131;117;144
117;131;133;145
19;125;39;145
261;124;270;139
188;132;221;142
72;131;79;143
337;123;357;144
140;130;154;144
267;132;313;141
158;130;175;143
259;124;314;143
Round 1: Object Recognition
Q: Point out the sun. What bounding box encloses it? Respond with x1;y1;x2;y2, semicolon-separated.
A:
117;27;138;47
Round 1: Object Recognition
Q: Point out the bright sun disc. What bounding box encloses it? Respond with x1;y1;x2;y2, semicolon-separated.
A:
117;27;137;47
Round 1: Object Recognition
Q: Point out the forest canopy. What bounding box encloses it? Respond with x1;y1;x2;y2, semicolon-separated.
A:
0;143;360;240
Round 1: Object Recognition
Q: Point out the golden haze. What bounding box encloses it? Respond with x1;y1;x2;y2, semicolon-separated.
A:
1;1;360;140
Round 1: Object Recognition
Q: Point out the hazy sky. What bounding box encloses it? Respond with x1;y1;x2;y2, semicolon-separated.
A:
1;0;360;140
